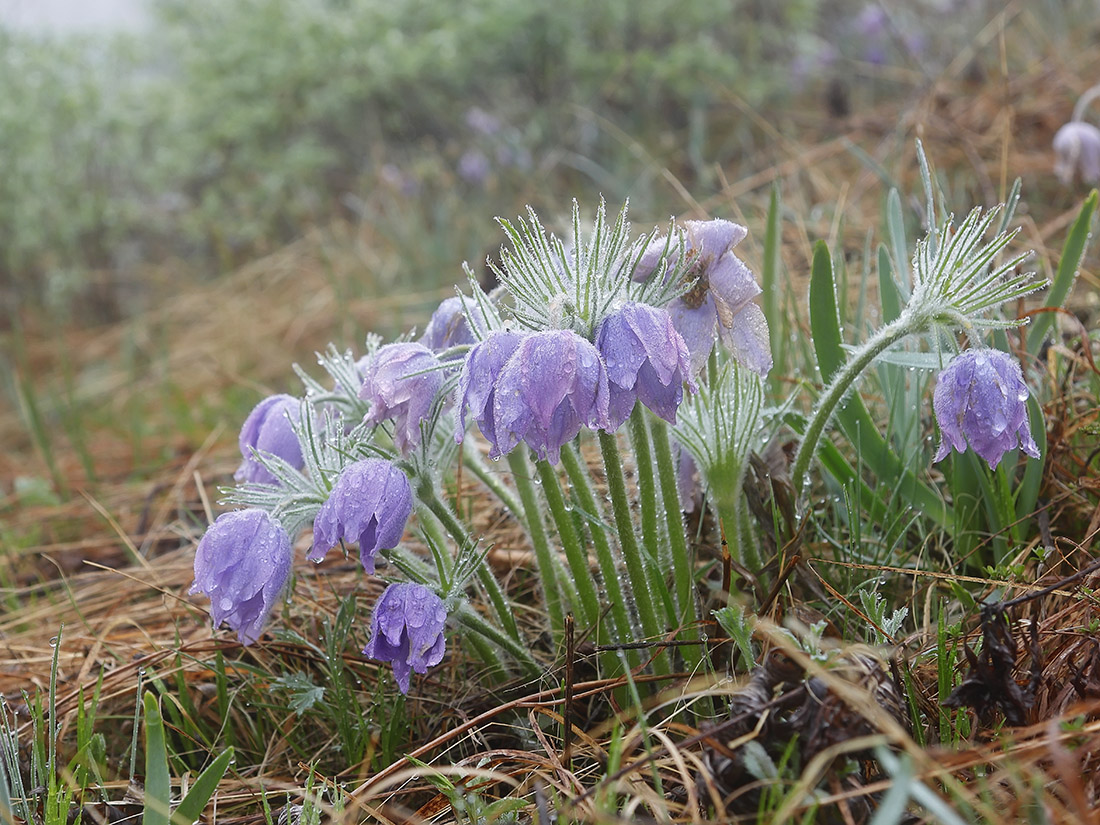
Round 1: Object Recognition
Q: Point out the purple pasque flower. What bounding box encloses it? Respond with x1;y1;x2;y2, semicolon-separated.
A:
363;582;448;694
1053;121;1100;185
190;508;292;645
235;394;304;485
360;342;444;454
419;295;488;353
932;348;1041;470
492;329;610;464
595;301;696;430
635;219;771;377
308;458;413;574
454;329;527;449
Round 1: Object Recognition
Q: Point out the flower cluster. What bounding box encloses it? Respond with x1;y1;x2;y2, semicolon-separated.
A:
190;201;774;692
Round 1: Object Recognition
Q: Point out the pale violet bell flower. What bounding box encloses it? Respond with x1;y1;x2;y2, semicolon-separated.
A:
454;329;526;453
491;330;610;464
635;219;772;377
419;294;488;353
308;458;413;574
190;508;292;645
360;342;444;454
932;348;1041;470
1053;121;1100;185
234;394;304;485
363;582;448;694
595;301;696;430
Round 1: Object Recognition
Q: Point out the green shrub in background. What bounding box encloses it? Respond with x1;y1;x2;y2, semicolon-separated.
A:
0;0;1082;321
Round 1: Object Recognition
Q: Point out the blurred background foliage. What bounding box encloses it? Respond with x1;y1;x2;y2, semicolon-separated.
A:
0;0;1093;324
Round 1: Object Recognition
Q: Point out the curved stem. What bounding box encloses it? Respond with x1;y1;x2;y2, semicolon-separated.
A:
1073;82;1100;123
790;317;913;496
598;429;670;677
535;460;601;631
454;603;540;677
560;443;639;672
463;441;522;515
506;450;568;639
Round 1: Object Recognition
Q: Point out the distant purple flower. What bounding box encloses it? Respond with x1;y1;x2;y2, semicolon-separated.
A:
190;509;292;645
465;106;502;137
932;349;1041;470
420;295;488;353
596;302;696;429
308;459;413;573
1053;121;1100;185
360;343;443;453
235;394;303;485
635;219;771;377
492;330;610;464
457;149;491;185
363;582;448;694
454;329;526;449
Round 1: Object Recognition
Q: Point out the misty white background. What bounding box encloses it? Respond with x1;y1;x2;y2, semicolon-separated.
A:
0;0;149;32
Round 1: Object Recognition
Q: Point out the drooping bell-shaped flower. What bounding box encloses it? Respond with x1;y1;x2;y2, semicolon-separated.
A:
362;582;448;694
595;301;696;430
454;329;527;451
360;342;444;454
235;394;304;485
1053;121;1100;185
932;348;1041;470
491;329;610;464
308;458;413;573
419;295;488;353
635;219;771;376
190;508;292;645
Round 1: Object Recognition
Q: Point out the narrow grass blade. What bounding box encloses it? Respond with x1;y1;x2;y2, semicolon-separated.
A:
1027;190;1096;354
172;747;233;825
877;244;903;324
762;182;785;374
142;692;171;825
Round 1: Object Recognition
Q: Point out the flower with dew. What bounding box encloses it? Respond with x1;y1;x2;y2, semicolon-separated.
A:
419;294;488;353
636;219;771;377
360;342;444;454
235;394;304;485
595;301;696;430
1053;121;1100;186
489;329;610;464
363;582;448;694
932;348;1041;470
454;329;526;452
190;508;292;645
308;458;413;573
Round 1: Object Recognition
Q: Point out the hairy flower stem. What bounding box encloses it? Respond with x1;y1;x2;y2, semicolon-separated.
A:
649;417;703;672
535;460;602;633
628;405;667;573
506;450;570;641
791;317;912;498
598;429;672;677
454;603;540;678
560;444;641;673
419;488;521;644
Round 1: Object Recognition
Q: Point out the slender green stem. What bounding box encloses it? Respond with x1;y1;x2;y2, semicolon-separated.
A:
455;603;541;678
463;441;522;515
535;460;601;631
791;317;913;496
420;489;520;643
506;450;568;639
560;443;639;672
598;429;670;676
649;416;703;669
628;405;664;570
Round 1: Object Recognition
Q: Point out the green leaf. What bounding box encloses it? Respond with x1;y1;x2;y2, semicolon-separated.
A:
885;188;910;301
273;672;327;717
762;182;784;374
1027;190;1097;354
877;243;903;324
172;747;233;825
808;242;953;530
142;692;171;825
